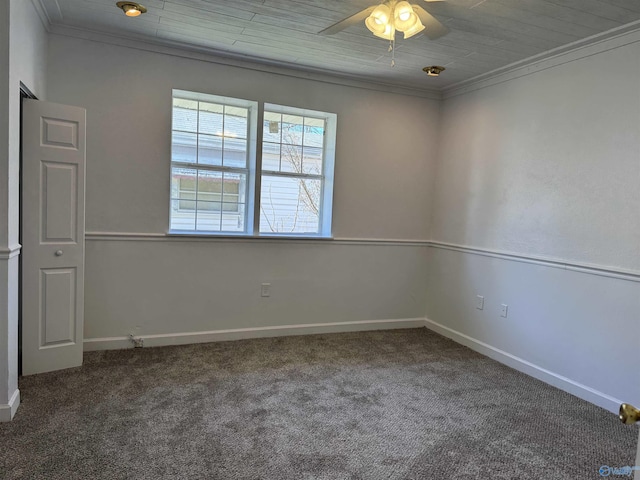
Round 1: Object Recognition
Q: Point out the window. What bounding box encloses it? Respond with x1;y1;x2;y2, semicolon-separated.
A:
170;91;257;233
170;91;336;237
260;104;336;236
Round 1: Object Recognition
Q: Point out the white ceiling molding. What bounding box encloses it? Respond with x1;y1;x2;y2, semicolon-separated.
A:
33;0;62;25
40;0;640;90
33;2;640;100
30;0;53;31
443;19;640;98
49;24;443;100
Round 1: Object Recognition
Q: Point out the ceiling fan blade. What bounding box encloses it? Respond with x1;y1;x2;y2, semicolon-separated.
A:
318;6;376;35
412;5;449;40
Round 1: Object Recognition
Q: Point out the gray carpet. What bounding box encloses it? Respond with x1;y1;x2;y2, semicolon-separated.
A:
1;329;637;479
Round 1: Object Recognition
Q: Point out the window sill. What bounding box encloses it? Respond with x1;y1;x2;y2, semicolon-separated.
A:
167;230;334;241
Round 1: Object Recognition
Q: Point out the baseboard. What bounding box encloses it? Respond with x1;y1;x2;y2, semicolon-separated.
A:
83;318;426;351
85;317;622;413
423;318;623;414
0;389;20;422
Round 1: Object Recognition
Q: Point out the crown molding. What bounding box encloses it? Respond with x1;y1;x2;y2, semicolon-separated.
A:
30;0;51;32
442;19;640;99
34;4;640;102
32;0;61;29
48;24;443;101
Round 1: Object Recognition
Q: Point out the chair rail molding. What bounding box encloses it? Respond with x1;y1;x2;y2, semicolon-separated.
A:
0;244;22;260
428;241;640;283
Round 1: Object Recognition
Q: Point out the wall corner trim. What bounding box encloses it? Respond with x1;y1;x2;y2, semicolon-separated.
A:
0;389;21;422
83;318;427;351
423;318;623;414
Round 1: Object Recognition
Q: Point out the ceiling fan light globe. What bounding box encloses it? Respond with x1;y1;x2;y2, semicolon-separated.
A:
365;16;387;35
394;2;413;19
395;14;417;32
372;22;395;40
370;4;391;25
394;2;418;32
402;17;425;38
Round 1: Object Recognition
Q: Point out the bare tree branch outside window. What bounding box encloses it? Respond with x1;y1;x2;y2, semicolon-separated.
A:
260;121;323;233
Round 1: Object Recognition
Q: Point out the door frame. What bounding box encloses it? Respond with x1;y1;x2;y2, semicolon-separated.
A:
18;82;37;376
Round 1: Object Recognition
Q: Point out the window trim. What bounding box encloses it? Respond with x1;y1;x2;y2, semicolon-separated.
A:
169;89;258;235
259;103;336;238
169;91;336;239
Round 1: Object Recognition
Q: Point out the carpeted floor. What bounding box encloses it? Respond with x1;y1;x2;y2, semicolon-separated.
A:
0;328;637;479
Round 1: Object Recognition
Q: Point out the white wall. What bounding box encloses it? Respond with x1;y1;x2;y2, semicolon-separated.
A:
7;0;48;248
84;238;429;347
47;35;440;240
432;39;640;271
46;34;439;347
427;30;640;412
42;19;640;416
0;0;48;421
0;2;9;250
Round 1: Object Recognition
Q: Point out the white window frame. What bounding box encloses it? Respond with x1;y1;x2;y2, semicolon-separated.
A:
168;90;336;238
169;89;258;235
259;103;336;238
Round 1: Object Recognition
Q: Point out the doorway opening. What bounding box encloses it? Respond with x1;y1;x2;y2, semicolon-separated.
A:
18;82;37;376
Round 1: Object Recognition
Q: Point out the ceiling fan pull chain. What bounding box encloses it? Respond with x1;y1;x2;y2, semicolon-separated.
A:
390;2;395;66
390;38;396;67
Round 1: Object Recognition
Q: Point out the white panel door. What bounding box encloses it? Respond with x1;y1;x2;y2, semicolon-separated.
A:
22;99;86;375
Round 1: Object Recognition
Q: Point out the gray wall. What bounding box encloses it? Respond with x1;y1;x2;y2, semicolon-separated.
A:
42;23;640;415
427;30;640;411
46;34;439;346
0;0;47;420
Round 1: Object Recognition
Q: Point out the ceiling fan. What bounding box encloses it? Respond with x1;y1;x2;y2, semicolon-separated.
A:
318;0;449;41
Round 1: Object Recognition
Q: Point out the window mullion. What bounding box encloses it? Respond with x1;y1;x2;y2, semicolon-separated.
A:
301;118;306;175
253;102;264;236
195;102;200;229
220;106;225;231
318;118;327;234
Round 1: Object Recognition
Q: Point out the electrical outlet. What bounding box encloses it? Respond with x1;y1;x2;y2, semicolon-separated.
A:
476;295;484;310
500;304;508;318
261;283;271;297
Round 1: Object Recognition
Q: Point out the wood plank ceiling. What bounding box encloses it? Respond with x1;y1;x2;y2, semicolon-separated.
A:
41;0;640;90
